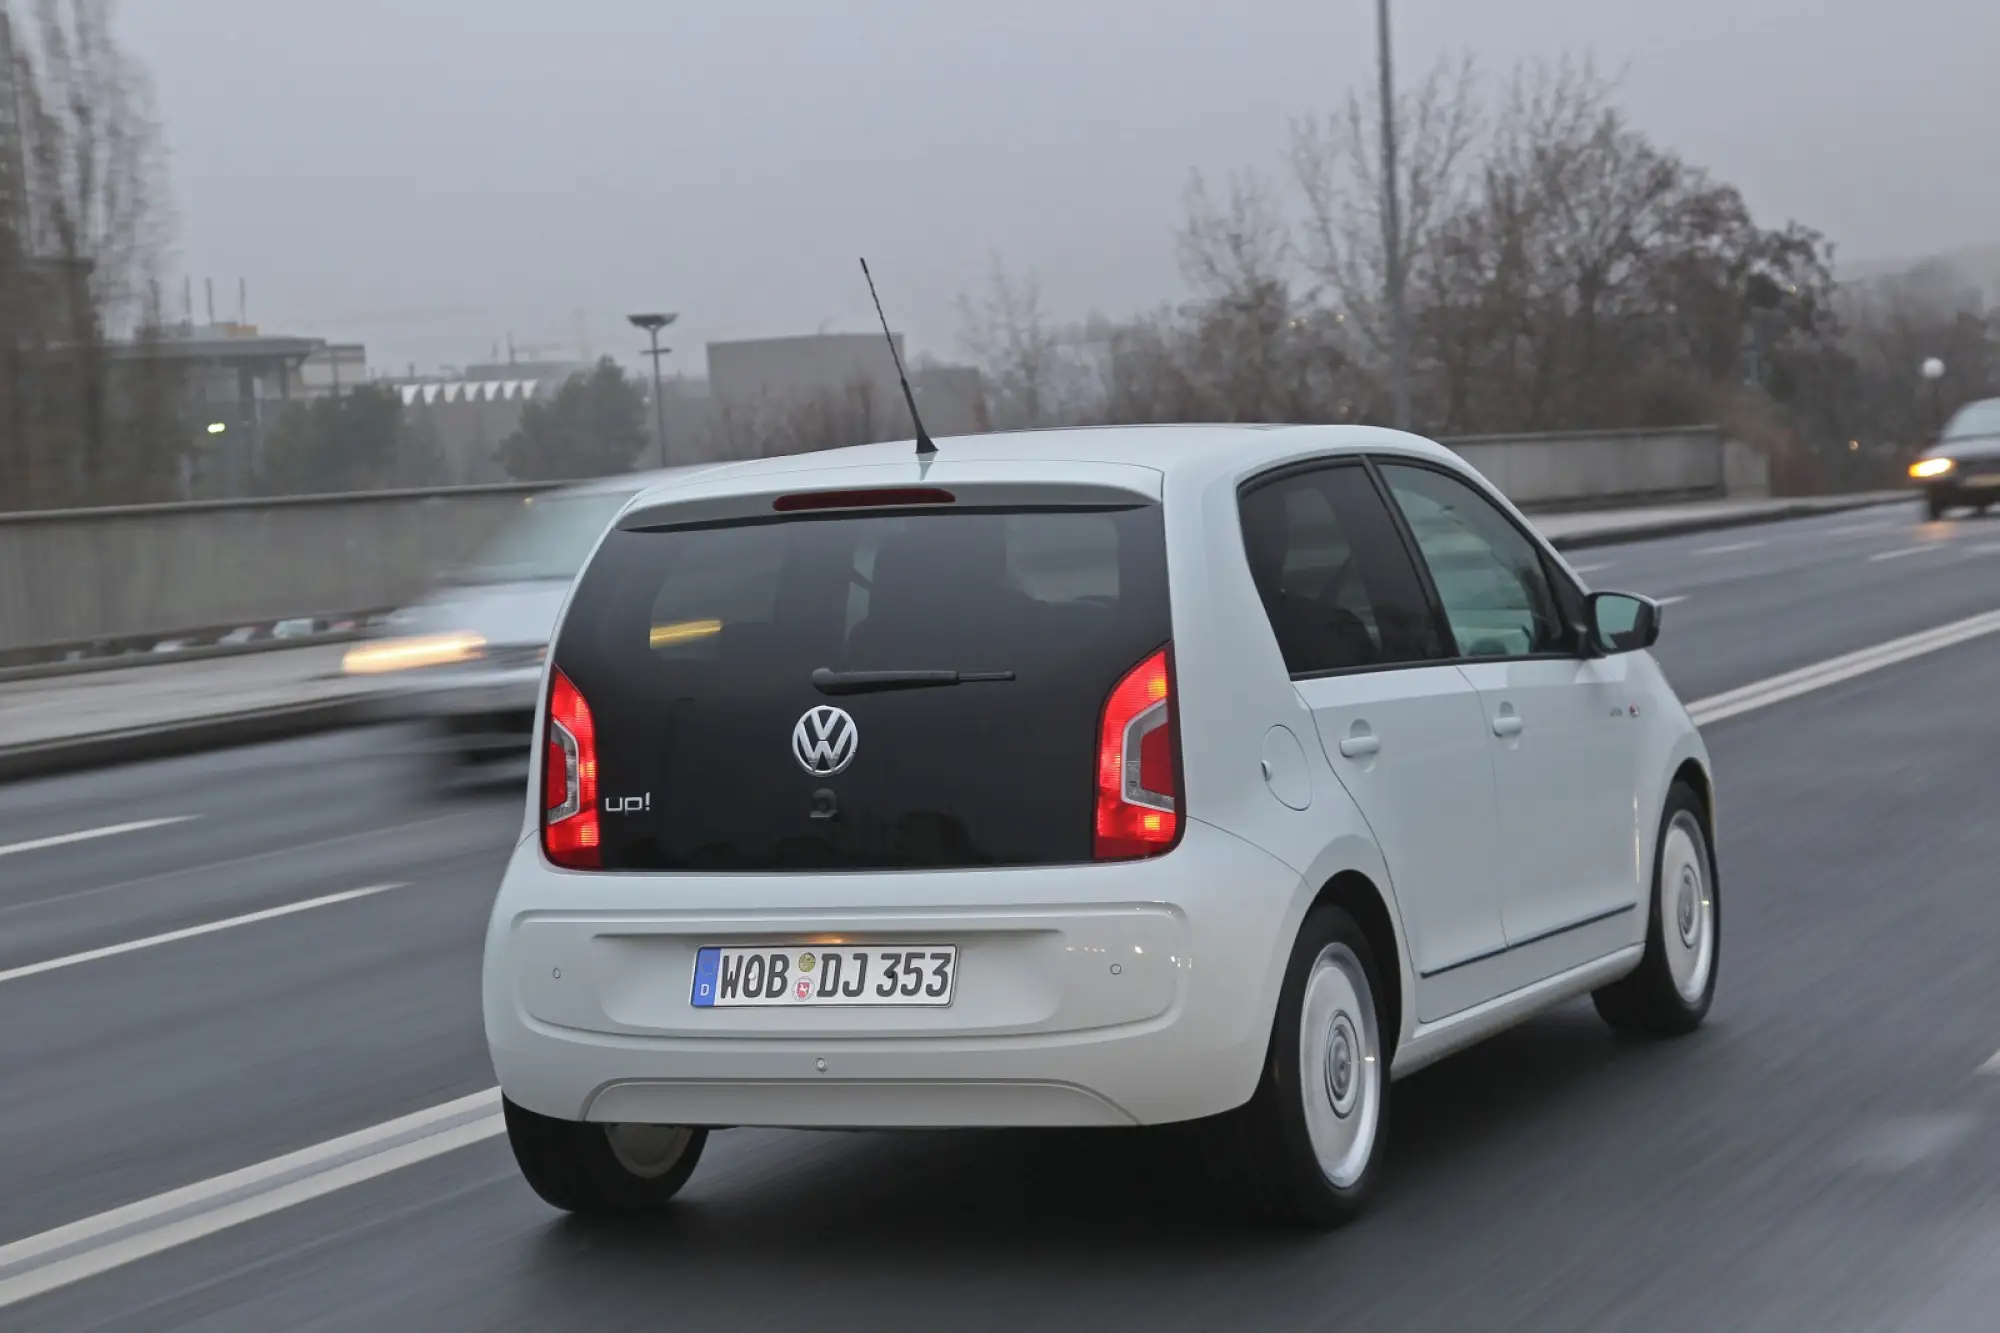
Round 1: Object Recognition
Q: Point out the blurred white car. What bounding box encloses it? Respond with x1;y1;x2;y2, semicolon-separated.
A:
346;467;707;777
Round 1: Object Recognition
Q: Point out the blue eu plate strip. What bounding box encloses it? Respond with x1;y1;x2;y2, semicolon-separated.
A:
691;947;720;1008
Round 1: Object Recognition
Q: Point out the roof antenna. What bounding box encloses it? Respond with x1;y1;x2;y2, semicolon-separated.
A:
860;258;936;456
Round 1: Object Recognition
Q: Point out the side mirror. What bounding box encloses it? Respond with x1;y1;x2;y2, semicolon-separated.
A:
1586;591;1660;655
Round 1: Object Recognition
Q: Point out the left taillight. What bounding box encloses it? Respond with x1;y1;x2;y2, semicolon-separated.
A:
542;668;601;869
1095;645;1181;861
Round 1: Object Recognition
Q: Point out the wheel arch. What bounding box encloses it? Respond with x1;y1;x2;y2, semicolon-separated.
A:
1671;756;1713;829
1309;868;1405;1064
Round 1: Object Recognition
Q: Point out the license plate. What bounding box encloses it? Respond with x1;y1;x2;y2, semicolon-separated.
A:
691;945;958;1008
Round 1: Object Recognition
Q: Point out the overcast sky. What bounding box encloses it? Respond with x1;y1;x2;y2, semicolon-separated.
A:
124;0;2000;377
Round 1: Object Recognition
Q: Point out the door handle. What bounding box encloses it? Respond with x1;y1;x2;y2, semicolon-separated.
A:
1491;708;1523;738
1338;734;1381;759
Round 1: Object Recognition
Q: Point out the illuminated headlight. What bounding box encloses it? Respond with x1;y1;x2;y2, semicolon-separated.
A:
341;631;486;675
1910;457;1957;479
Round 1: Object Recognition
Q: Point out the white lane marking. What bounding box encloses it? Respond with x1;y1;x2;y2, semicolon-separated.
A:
1656;595;1689;607
1569;562;1611;575
1968;543;2000;556
1694;540;1763;556
0;1089;501;1310
0;817;196;860
1689;609;2000;726
0;883;406;986
1979;1050;2000;1076
1868;544;1951;563
0;812;468;921
1822;521;1895;537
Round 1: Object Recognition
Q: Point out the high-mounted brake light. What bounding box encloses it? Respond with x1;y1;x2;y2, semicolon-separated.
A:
1095;646;1180;860
772;487;954;513
542;668;601;869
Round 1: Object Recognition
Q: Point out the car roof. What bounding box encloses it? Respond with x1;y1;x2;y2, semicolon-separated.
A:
622;423;1459;509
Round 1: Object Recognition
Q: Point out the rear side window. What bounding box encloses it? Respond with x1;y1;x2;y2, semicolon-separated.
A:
1377;463;1576;658
554;505;1170;871
1238;464;1444;675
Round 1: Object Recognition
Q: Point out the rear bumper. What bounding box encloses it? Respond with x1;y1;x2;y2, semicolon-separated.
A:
482;820;1307;1129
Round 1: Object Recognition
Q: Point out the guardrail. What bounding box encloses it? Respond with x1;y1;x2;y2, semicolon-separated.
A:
0;426;1763;666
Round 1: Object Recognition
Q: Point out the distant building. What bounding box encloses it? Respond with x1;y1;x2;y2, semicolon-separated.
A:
123;322;329;493
390;376;554;484
296;343;368;399
706;332;987;459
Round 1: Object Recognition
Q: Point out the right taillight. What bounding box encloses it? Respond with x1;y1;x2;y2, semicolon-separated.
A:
542;668;601;869
1095;645;1180;860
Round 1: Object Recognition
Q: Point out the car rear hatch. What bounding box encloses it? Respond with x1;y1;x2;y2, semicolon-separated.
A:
545;464;1173;871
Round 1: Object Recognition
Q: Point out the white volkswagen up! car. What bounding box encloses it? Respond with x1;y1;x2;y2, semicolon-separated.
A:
483;424;1718;1227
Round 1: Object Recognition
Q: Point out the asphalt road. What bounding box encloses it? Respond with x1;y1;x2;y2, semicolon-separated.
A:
6;497;2000;1330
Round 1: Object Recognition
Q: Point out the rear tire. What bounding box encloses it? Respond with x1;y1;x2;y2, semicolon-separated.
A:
1202;905;1388;1228
503;1097;708;1216
1592;781;1719;1037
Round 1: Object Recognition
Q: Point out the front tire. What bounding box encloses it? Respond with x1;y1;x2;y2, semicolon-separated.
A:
1592;781;1719;1037
1203;905;1388;1228
503;1097;708;1216
1926;491;1950;521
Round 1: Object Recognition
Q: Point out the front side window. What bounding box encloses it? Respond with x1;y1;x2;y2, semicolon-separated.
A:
1238;464;1445;675
1378;463;1576;659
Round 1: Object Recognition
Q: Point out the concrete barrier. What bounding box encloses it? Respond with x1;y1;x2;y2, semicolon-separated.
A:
0;483;555;658
1441;425;1750;510
0;426;1763;662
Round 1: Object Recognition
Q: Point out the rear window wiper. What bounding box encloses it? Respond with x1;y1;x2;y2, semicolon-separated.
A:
810;667;1016;696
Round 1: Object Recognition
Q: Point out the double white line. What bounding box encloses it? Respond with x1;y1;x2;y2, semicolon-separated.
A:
0;1091;501;1308
8;606;2000;1311
1687;609;2000;726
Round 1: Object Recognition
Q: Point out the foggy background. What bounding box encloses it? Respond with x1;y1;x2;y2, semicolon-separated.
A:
125;0;2000;375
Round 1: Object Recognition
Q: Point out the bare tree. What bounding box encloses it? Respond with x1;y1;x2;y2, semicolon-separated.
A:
955;258;1073;430
0;0;179;510
1289;52;1482;412
712;374;912;460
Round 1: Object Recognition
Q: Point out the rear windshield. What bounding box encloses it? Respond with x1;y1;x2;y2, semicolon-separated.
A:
554;504;1170;870
456;490;637;584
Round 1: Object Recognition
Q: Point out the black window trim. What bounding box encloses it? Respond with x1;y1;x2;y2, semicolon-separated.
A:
1235;457;1452;683
1365;453;1590;668
1234;451;1591;683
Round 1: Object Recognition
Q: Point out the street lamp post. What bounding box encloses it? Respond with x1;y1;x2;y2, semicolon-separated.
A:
628;312;678;469
1376;0;1410;432
1921;356;1946;440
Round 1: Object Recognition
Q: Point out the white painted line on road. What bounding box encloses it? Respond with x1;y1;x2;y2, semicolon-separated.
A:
1968;543;2000;556
1979;1050;2000;1077
1656;595;1689;607
1822;521;1895;536
0;883;407;986
1693;540;1763;556
1689;608;2000;726
1868;545;1950;563
1569;562;1611;575
0;1089;502;1309
0;816;196;860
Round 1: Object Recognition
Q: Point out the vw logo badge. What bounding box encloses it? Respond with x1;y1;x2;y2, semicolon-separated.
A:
792;705;858;777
